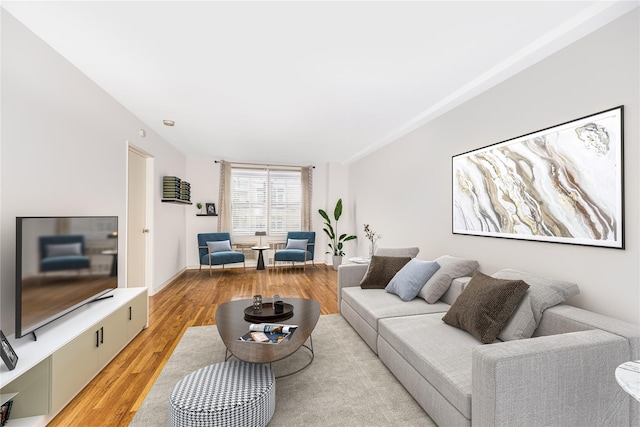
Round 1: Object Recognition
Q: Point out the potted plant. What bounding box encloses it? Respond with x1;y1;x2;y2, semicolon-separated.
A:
196;202;203;214
318;198;357;270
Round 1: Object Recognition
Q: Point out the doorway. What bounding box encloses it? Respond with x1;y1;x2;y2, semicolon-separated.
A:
127;146;152;288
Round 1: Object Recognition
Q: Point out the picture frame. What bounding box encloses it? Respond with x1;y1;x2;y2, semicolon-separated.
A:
0;330;18;370
206;203;217;216
452;106;623;249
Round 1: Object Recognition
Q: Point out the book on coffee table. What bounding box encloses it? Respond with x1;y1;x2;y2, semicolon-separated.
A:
249;323;297;333
238;324;297;344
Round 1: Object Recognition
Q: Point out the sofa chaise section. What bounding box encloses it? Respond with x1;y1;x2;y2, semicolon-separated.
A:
378;305;636;426
378;313;478;426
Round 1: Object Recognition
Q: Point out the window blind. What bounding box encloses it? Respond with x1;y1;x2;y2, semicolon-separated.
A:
231;167;302;235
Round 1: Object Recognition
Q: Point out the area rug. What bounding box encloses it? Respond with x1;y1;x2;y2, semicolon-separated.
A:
130;314;435;426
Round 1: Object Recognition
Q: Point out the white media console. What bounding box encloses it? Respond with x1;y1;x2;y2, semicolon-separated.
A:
0;288;148;426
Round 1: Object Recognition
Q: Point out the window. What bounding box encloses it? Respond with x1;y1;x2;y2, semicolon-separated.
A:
231;167;302;235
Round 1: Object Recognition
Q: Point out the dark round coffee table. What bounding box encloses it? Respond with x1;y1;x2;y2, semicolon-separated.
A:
215;298;320;377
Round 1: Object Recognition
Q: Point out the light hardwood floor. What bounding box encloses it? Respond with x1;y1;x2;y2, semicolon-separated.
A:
48;264;339;426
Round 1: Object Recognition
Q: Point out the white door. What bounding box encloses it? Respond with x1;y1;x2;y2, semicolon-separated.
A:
127;148;148;288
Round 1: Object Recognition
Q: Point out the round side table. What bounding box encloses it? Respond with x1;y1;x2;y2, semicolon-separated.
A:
615;360;640;402
251;246;270;270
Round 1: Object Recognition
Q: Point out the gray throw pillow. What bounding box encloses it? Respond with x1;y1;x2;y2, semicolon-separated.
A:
418;255;480;303
442;271;530;344
207;240;232;253
385;259;440;301
494;269;580;341
360;256;411;289
46;242;82;257
286;239;308;250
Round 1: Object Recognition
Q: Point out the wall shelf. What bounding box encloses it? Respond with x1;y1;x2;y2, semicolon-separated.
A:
196;214;218;217
161;199;192;205
1;392;18;405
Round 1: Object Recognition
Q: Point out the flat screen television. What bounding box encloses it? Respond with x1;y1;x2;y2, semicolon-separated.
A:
16;216;118;339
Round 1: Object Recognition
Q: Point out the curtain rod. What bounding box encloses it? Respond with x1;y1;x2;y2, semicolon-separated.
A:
215;160;314;169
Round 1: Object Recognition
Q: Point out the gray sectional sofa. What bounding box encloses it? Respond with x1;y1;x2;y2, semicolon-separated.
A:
338;251;640;427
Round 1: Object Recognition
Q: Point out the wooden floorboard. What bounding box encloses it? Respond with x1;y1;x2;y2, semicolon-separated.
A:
48;264;339;426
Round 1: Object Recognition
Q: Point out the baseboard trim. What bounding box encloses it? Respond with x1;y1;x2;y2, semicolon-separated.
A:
151;267;186;296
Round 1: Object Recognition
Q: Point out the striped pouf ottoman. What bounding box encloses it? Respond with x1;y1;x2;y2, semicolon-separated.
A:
169;361;275;427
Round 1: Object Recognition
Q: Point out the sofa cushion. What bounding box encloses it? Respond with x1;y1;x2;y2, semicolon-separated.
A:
341;287;449;332
493;269;580;341
418;255;480;303
202;250;245;265
375;247;420;258
378;313;480;419
359;256;411;289
443;272;529;344
440;276;472;306
385;259;440;301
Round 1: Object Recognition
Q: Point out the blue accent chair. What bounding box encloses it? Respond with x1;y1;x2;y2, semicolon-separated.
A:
273;231;315;271
197;232;245;275
39;235;91;273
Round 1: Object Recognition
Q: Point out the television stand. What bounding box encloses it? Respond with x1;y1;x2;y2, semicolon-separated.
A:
0;288;147;426
90;294;115;303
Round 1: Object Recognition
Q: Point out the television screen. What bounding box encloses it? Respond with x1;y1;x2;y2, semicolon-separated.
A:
16;216;118;338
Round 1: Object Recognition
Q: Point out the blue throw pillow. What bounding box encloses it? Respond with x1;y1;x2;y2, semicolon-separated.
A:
386;259;441;301
207;240;232;253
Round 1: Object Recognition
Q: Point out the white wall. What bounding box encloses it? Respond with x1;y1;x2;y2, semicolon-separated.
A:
185;157;220;267
320;163;357;265
0;10;187;332
348;9;640;325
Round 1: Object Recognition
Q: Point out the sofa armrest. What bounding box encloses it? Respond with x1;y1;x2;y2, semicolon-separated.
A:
473;330;632;427
536;304;640;359
337;264;368;308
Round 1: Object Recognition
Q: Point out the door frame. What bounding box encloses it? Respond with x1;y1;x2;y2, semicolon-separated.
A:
126;143;154;290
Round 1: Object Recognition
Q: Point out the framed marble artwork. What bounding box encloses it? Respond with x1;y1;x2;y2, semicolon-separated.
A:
452;106;624;249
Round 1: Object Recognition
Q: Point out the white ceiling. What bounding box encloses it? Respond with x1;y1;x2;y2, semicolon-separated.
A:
3;1;637;165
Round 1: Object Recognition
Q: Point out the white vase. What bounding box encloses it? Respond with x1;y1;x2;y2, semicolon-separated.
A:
332;255;343;270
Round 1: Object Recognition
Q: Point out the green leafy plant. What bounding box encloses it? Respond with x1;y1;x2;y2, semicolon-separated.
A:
318;198;357;257
196;202;203;210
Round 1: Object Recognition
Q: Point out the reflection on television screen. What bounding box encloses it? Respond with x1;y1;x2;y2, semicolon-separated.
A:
16;216;118;338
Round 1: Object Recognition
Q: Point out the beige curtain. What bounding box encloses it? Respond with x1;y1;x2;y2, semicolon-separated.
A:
301;165;313;231
56;218;71;235
217;160;232;232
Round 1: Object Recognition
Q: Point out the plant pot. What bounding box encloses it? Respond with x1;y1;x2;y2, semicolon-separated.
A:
332;255;343;270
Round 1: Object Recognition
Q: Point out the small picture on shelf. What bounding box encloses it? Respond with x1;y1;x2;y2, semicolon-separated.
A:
206;203;217;216
0;330;18;370
0;400;13;426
